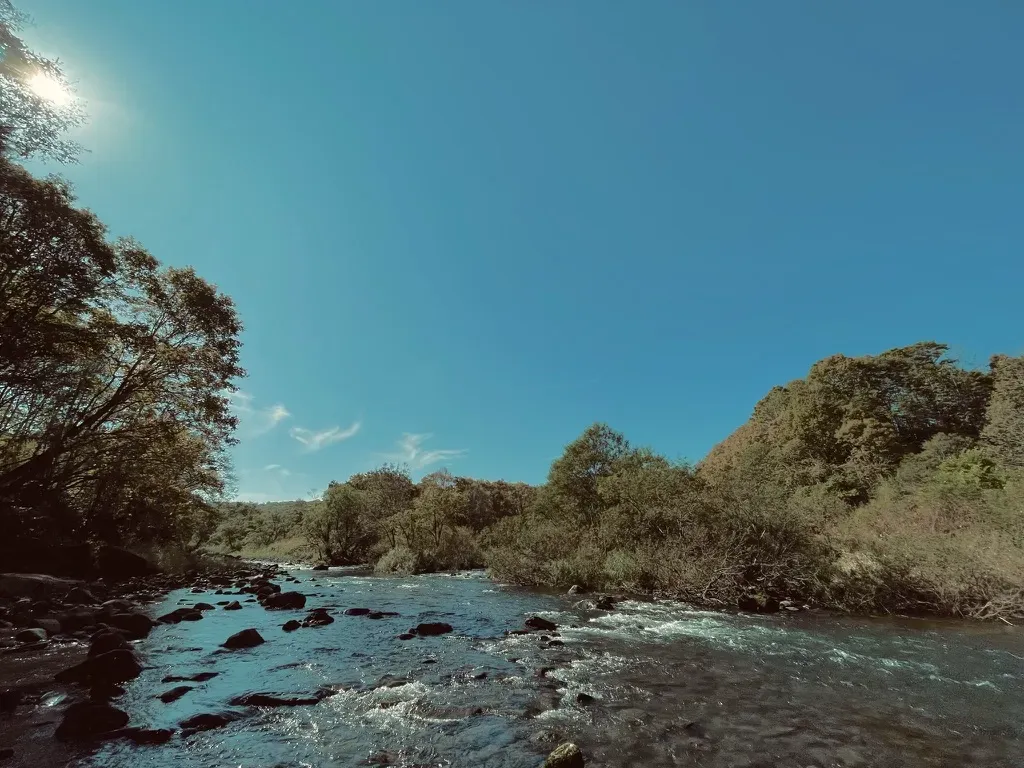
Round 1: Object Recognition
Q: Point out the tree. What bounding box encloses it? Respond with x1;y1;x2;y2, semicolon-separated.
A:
0;1;85;162
982;354;1024;468
303;482;371;564
547;423;633;523
348;462;416;548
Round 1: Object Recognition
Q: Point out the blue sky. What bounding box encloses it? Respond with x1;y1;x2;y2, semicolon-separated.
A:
19;1;1024;500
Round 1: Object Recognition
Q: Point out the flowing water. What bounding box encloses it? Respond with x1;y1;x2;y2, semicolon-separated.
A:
74;568;1023;768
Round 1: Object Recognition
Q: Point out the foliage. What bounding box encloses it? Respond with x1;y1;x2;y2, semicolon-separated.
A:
0;0;85;162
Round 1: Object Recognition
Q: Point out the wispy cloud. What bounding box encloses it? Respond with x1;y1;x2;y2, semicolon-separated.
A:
263;464;291;476
227;389;291;437
384;432;466;470
290;421;362;452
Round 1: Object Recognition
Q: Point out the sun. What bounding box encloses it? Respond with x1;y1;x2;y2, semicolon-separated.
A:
27;72;72;106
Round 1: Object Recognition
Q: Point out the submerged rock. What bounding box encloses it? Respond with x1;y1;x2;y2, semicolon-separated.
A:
159;686;192;703
54;701;130;742
344;607;371;616
413;622;453;636
543;742;585;768
110;727;175;744
229;690;333;707
525;616;557;632
179;712;239;734
222;628;265;649
162;671;218;683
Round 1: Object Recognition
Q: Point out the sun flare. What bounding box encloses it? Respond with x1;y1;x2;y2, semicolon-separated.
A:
27;72;72;106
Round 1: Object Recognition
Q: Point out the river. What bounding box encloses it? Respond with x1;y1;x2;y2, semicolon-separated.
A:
72;567;1023;767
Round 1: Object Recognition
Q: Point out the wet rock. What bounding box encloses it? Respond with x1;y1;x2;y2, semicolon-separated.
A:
229;690;333;707
0;689;23;713
0;573;82;600
66;586;100;605
543;742;585;768
525;616;557;632
344;607;371;616
88;629;130;657
413;622;453;636
683;721;708;739
57;648;142;685
594;596;616;611
397;633;415;641
575;693;596;705
222;628;264;649
106;612;153;640
101;599;135;613
96;546;156;582
282;619;301;632
110;727;174;744
190;587;204;594
179;712;238;734
262;591;306;610
0;748;12;761
158;607;203;624
302;608;334;627
548;640;565;647
159;685;192;703
738;593;780;614
535;667;555;678
223;601;242;610
54;701;130;741
162;671;218;683
15;627;47;643
192;602;215;611
312;564;329;571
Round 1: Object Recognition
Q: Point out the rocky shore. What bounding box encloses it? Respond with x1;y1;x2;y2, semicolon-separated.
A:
1;557;588;767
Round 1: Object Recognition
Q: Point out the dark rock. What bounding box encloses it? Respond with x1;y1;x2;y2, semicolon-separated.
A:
0;748;12;761
594;596;616;611
15;627;47;643
58;608;98;633
473;671;488;680
344;607;371;616
366;610;400;620
179;712;238;733
222;628;264;649
0;573;83;600
162;671;218;683
66;586;100;605
536;667;555;678
576;693;596;705
158;607;203;624
397;633;415;641
96;546;156;582
0;689;23;713
159;686;192;703
190;587;204;594
229;690;332;707
84;649;143;683
88;629;129;657
192;602;215;611
543;742;585;768
738;593;780;614
31;617;62;636
223;601;242;611
525;616;557;632
110;727;174;744
684;721;708;739
282;620;301;632
302;608;334;627
106;612;153;640
312;564;329;571
413;622;453;636
54;701;130;741
548;640;565;647
262;591;306;610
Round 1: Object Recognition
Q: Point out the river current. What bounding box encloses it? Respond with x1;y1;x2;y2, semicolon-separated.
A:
74;567;1023;768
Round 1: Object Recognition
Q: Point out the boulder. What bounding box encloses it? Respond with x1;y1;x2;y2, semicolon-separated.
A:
159;685;192;703
302;608;334;627
54;701;129;742
192;602;215;611
0;573;82;600
282;620;301;632
95;546;156;582
223;601;242;611
543;742;585;768
525;616;557;632
57;649;142;685
106;612;154;640
413;622;453;637
344;607;371;616
366;611;400;620
397;633;415;641
66;586;100;605
158;607;203;624
312;564;329;571
222;628;264;649
594;596;616;611
59;608;98;633
262;591;306;610
32;618;62;636
15;627;47;643
88;629;130;657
